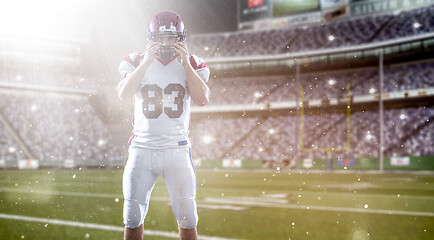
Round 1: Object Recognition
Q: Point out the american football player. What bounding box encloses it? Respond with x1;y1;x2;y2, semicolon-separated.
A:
117;10;210;240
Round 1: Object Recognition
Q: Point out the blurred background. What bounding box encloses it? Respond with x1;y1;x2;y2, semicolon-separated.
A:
0;0;433;239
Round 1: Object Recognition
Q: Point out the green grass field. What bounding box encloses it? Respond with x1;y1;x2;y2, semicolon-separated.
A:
273;0;319;17
0;168;433;240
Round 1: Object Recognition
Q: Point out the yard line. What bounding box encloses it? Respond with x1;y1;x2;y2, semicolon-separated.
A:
3;180;434;201
195;204;248;211
0;187;123;199
0;187;168;201
203;197;434;217
0;213;241;240
2;187;434;217
203;196;288;204
0;187;247;211
292;190;434;201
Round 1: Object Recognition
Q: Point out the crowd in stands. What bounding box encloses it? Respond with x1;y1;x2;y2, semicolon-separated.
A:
0;33;117;167
189;5;434;57
2;93;430;168
0;67;95;90
0;123;23;164
376;5;434;41
190;107;434;166
191;59;433;165
0;93;121;167
206;61;434;105
189;117;259;160
1;60;432;167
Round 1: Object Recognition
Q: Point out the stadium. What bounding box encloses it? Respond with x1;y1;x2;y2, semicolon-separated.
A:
0;0;433;239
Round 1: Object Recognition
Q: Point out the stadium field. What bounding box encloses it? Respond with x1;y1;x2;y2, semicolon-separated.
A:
0;168;433;240
272;0;319;17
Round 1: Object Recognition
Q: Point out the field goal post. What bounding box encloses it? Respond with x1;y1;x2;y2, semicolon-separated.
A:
299;82;351;171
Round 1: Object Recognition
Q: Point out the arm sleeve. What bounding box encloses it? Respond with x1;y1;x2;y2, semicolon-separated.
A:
119;60;135;78
118;52;144;78
189;55;210;83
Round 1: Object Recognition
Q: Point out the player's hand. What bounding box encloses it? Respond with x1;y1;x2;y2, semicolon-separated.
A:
144;41;161;65
174;41;190;68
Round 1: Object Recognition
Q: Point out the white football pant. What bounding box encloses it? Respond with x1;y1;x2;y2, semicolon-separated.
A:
122;145;197;229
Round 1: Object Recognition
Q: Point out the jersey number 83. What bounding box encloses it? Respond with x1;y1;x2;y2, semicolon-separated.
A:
141;83;186;119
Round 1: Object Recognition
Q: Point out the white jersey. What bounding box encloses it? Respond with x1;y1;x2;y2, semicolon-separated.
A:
119;52;210;149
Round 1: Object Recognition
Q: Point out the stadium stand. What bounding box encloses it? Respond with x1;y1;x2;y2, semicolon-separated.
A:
191;107;433;167
206;76;290;105
206;61;434;105
0;122;23;164
0;32;120;167
189;117;259;160
289;15;392;52
377;5;434;41
1;60;432;167
0;67;94;90
0;93;121;167
189;5;434;57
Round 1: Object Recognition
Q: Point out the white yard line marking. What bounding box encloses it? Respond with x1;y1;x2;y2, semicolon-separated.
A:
203;198;434;217
204;196;288;204
0;187;124;199
263;193;288;198
1;187;434;217
0;187;245;211
298;190;434;201
3;180;434;201
196;204;248;211
0;213;241;240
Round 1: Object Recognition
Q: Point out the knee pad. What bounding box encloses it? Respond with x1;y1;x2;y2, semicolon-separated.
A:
178;216;198;230
175;198;198;229
123;198;149;229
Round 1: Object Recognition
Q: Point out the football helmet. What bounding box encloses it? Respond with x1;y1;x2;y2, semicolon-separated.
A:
147;11;186;60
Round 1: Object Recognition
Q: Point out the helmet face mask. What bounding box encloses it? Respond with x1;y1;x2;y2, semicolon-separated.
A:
155;44;177;61
147;11;186;61
148;34;185;44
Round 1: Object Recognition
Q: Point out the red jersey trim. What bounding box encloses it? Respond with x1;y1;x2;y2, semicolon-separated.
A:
132;98;135;126
189;56;208;70
128;134;135;145
125;53;145;68
197;62;208;69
